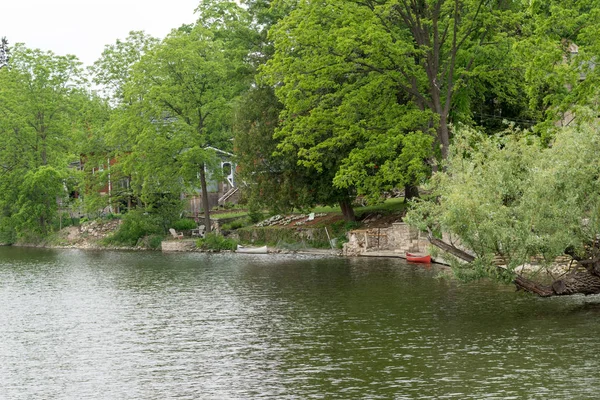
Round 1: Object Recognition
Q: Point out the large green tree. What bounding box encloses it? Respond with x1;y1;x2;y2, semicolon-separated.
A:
235;0;366;218
113;4;254;231
514;0;600;136
90;31;159;104
235;86;361;217
266;0;521;166
260;0;524;217
0;44;88;238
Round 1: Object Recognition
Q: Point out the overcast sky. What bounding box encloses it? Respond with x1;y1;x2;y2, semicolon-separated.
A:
3;0;201;66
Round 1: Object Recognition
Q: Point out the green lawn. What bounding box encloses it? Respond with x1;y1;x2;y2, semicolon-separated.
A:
211;197;407;221
311;197;407;217
210;210;249;219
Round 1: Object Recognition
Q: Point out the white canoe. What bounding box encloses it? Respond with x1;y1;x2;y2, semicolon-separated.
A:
236;245;268;254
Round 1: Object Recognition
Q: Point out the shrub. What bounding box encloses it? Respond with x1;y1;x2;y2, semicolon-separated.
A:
147;234;164;250
237;227;331;248
105;210;162;246
248;209;264;224
0;218;16;245
221;217;252;231
196;233;237;252
173;218;196;231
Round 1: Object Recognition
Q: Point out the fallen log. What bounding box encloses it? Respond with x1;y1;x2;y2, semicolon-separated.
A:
427;234;600;297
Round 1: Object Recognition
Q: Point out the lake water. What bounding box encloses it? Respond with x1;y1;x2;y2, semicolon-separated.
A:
0;247;599;399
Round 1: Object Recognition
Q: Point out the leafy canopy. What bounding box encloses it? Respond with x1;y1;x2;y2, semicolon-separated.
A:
406;120;600;281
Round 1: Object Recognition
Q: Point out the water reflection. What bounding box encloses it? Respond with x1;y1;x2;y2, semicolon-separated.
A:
0;247;598;399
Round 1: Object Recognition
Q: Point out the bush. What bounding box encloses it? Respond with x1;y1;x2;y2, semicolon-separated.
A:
221;217;252;231
0;222;16;244
173;218;196;231
105;210;163;246
248;209;264;224
52;212;75;230
146;234;164;250
237;227;331;248
196;233;237;252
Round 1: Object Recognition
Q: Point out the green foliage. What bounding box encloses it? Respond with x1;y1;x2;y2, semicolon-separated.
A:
173;218;197;231
234;86;357;217
514;0;600;133
237;227;332;248
4;0;600;245
15;166;66;236
406;121;600;281
247;200;265;224
104;11;256;229
196;233;238;251
220;217;252;230
0;218;17;244
142;192;184;233
90;31;159;103
262;0;525;203
105;210;163;246
102;213;121;221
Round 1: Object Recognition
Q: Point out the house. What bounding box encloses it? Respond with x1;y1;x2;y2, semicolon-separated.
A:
70;146;239;217
68;155;132;215
184;147;240;217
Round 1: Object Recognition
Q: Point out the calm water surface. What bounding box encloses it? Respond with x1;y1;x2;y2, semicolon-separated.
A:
0;247;599;399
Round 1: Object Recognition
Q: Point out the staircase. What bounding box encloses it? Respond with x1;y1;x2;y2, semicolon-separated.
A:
218;187;239;205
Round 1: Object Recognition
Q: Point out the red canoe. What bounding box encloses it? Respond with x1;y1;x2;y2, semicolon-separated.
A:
406;252;431;263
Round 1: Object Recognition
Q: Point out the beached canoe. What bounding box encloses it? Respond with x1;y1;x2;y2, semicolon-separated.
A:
406;252;431;263
236;245;268;254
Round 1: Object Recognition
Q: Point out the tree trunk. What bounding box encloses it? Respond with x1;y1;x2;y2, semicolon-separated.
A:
438;114;450;161
404;184;420;202
339;199;356;222
199;165;211;234
427;234;600;297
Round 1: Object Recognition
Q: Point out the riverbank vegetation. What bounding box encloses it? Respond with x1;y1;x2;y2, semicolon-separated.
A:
3;1;600;296
407;123;600;297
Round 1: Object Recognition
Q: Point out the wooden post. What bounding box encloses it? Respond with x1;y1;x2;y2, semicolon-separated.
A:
325;227;334;250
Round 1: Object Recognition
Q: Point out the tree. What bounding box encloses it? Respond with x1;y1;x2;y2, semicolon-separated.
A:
86;32;161;214
90;31;159;104
0;45;88;237
0;37;9;68
0;45;85;167
15;166;66;235
406;121;600;297
262;0;445;214
235;86;360;217
115;5;253;232
263;0;525;192
513;0;600;136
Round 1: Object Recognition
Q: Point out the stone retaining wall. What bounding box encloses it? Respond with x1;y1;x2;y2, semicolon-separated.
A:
161;240;196;252
343;223;429;256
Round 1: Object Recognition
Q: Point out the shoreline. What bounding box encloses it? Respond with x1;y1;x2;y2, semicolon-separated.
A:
10;241;452;267
9;241;347;258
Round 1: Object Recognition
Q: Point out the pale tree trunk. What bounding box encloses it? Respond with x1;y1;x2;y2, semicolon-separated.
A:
199;165;211;234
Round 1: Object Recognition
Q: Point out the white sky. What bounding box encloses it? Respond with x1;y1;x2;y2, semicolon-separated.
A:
2;0;201;66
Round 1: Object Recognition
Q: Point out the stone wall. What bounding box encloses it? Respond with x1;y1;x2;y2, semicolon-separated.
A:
388;223;430;254
343;223;429;256
161;239;196;252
